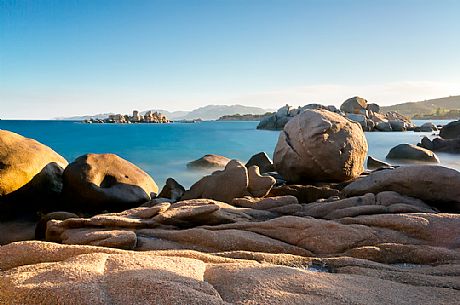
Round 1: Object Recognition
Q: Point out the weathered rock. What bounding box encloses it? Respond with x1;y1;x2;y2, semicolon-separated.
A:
343;166;460;211
340;96;368;114
0;130;68;215
245;152;275;173
182;160;274;203
182;160;250;203
389;120;406;131
346;114;367;129
385;111;413;128
428;137;460;153
267;184;340;203
419;136;434;150
2;241;458;305
386;144;439;163
158;178;185;201
367;156;392;169
273;109;368;182
246;166;276;197
420;122;438;132
375;121;392;131
439;120;460;139
257;113;291;130
232;195;301;214
35;211;79;240
187;154;231;168
366;103;380;113
62;153;158;213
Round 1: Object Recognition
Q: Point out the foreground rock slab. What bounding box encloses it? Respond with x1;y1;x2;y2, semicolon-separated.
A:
0;241;458;305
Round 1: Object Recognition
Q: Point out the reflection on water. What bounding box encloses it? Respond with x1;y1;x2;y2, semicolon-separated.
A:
0;119;458;188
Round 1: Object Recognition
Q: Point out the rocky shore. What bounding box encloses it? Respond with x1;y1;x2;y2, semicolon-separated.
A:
258;96;416;131
1;111;460;304
85;110;170;124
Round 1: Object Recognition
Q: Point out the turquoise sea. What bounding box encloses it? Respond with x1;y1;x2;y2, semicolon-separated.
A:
0;120;459;188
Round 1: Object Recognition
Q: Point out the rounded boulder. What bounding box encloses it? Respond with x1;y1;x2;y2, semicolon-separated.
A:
273;109;368;182
62;153;158;213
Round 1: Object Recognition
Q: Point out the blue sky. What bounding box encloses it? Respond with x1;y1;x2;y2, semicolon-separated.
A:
1;0;460;119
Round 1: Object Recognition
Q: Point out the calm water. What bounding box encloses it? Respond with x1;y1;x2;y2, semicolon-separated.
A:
0;120;458;188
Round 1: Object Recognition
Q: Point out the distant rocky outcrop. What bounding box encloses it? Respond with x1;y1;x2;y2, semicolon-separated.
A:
84;110;169;124
257;97;414;132
217;113;272;121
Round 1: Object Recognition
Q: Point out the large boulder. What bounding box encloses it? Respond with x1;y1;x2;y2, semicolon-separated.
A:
182;160;275;203
340;96;368;114
0;130;68;215
386;144;439;163
187;154;230;169
419;137;460;154
62;154;158;213
440;120;460;139
343;165;460;211
273;109;368;182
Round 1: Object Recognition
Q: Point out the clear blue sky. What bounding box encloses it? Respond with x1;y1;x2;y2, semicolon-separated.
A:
1;0;459;119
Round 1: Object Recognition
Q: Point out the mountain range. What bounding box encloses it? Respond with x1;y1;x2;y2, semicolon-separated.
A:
57;105;273;121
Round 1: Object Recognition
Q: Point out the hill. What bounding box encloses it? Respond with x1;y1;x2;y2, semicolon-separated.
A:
381;95;460;117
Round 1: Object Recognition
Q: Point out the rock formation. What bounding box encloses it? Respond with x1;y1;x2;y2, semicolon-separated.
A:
0;130;68;216
273;109;368;182
62;153;158;213
85;110;170;124
257;97;414;132
386;143;439;163
439;119;460;139
187;154;231;169
182;160;275;203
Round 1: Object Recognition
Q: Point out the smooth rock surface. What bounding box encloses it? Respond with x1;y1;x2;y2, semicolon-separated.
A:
440;120;460;139
273;109;368;182
386;144;439;163
62;153;158;213
187;154;231;169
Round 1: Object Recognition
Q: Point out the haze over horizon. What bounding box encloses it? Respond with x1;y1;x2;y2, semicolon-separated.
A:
1;0;460;119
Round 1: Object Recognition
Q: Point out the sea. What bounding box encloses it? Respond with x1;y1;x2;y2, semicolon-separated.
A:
0;119;459;188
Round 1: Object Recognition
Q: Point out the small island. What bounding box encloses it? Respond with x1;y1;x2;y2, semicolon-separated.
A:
84;110;170;124
217;112;273;121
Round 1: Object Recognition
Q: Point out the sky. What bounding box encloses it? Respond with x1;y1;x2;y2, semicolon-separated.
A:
1;0;460;119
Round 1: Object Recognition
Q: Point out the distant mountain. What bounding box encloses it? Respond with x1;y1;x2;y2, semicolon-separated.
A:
55;113;114;121
381;95;460;117
175;105;271;120
56;105;272;121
